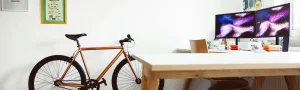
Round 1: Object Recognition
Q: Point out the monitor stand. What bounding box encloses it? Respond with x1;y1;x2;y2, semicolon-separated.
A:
275;37;279;45
282;37;289;52
235;38;239;45
275;37;289;52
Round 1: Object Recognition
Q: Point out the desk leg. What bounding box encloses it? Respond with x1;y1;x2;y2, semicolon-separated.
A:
142;66;148;90
141;66;159;90
251;77;265;90
284;76;298;90
148;71;159;90
184;79;192;90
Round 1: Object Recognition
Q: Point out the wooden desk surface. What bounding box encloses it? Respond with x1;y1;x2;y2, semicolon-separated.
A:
136;52;300;90
176;48;257;53
133;52;300;71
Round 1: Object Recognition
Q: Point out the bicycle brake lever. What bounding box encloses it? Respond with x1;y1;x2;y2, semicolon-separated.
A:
127;34;134;41
102;78;107;86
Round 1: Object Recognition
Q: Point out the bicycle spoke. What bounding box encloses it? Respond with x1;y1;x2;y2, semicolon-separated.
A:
66;68;76;76
58;61;66;78
118;76;135;81
42;65;55;81
46;63;55;79
137;61;142;78
49;85;56;90
53;61;57;78
135;61;139;78
124;83;136;90
120;69;135;79
136;84;141;90
55;61;60;78
118;82;135;86
132;84;137;90
130;61;142;79
64;71;79;79
128;83;137;90
134;61;142;78
39;68;52;78
134;83;140;90
34;81;52;88
37;72;54;80
133;60;137;77
118;82;134;90
35;77;51;83
35;81;52;90
125;64;134;76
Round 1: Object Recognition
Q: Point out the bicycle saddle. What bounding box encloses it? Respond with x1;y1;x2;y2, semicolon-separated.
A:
65;33;87;41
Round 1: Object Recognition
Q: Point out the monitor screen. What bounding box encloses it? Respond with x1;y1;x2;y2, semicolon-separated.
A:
255;3;290;37
215;11;256;38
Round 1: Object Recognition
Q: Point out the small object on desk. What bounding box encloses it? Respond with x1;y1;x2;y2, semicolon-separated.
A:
218;45;226;50
238;42;263;51
207;41;212;49
263;45;281;51
230;45;238;50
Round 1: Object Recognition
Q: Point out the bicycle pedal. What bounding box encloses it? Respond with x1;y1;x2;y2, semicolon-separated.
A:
99;78;107;86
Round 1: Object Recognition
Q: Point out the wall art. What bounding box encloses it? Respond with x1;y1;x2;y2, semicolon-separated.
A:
243;0;263;11
41;0;67;24
2;0;28;11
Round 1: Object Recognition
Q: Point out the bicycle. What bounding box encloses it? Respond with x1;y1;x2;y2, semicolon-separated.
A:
28;33;165;90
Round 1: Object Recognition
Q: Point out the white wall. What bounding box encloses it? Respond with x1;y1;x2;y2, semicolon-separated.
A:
0;0;222;90
220;0;243;14
219;0;275;14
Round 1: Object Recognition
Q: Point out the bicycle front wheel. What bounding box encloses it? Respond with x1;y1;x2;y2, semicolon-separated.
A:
28;55;87;90
112;56;165;90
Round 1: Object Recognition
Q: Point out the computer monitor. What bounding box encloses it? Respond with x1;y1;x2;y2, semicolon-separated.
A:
215;11;256;38
255;3;290;37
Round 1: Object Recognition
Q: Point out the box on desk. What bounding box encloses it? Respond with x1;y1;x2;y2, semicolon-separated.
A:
230;45;238;50
238;42;263;51
263;45;281;51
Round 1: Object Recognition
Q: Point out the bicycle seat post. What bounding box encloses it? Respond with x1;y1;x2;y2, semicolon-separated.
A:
76;40;81;47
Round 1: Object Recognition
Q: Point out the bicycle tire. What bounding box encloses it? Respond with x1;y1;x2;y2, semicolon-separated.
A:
111;56;165;90
28;55;87;90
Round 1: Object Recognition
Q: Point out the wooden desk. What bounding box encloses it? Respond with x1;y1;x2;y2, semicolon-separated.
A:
176;48;254;90
176;48;253;53
133;52;300;90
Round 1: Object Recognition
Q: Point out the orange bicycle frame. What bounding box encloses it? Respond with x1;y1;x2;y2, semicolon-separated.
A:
56;45;138;87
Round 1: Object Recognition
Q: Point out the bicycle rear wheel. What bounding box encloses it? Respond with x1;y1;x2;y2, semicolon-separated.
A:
112;56;165;90
28;55;87;90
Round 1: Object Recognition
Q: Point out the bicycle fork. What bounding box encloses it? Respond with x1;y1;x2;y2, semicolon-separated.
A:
123;51;139;80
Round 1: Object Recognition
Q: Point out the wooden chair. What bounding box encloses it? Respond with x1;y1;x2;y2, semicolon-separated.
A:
184;39;249;90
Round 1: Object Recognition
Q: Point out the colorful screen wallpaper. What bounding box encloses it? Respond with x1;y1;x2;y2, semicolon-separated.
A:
215;12;256;38
255;4;290;37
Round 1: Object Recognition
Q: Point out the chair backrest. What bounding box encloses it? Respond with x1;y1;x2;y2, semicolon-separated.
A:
189;39;209;53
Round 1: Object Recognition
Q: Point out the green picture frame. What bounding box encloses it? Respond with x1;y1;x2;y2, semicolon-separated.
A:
41;0;67;24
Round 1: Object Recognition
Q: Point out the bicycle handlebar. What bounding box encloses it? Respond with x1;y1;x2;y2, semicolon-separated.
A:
127;34;134;41
119;34;134;45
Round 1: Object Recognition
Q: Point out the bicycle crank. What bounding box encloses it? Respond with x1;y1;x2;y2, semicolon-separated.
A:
86;79;100;90
99;78;107;86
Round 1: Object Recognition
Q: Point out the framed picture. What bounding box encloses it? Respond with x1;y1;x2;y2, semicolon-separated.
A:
41;0;67;24
243;0;263;11
2;0;28;11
